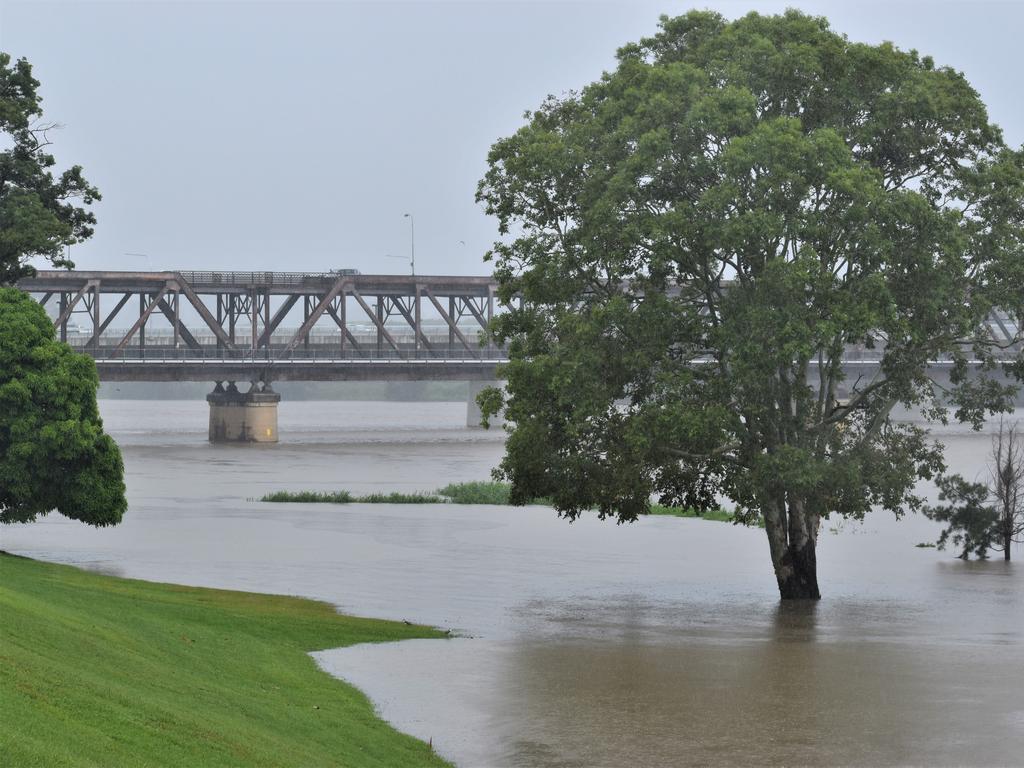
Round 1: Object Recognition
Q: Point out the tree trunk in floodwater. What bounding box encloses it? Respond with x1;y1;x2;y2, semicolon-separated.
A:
764;497;822;600
776;538;821;599
1005;530;1012;561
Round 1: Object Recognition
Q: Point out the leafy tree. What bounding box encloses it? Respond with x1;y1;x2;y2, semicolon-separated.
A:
477;10;1024;598
926;420;1024;560
0;52;100;285
0;288;126;525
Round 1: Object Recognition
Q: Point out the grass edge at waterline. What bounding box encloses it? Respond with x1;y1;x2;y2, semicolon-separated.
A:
0;552;451;768
260;482;761;526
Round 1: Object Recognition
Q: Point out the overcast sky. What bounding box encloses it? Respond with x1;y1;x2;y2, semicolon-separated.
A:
2;0;1022;277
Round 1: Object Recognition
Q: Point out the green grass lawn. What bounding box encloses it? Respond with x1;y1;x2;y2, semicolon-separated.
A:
0;553;451;768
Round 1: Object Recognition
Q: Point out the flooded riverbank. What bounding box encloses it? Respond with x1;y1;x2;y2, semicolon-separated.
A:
3;401;1022;766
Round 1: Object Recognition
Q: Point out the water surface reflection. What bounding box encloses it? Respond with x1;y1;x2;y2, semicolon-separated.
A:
319;576;1023;766
3;401;1022;766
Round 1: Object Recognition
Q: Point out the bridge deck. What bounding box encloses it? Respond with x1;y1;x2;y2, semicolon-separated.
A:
21;270;497;296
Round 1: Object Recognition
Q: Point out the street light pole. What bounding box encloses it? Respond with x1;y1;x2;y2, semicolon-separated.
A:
403;213;415;277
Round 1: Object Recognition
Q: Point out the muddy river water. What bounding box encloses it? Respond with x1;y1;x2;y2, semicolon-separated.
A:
3;401;1023;766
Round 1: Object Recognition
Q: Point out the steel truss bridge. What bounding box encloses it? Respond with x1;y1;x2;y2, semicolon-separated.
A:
19;270;510;381
16;269;1023;384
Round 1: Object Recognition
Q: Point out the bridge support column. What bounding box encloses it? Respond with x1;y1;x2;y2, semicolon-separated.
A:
467;380;505;429
207;381;281;443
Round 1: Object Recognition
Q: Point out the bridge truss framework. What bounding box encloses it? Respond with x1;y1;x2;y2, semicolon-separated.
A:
16;269;1022;384
19;270;510;381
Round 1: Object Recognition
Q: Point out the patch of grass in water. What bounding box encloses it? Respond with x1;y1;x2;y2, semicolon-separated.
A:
647;504;763;526
436;481;511;505
356;492;444;504
261;484;761;526
262;490;441;504
262;490;354;503
263;483;516;506
437;481;557;506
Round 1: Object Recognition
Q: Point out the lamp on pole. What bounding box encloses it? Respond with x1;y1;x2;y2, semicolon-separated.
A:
403;213;415;277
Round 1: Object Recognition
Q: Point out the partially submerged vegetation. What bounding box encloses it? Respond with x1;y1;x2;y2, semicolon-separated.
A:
436;481;520;505
262;490;357;503
646;505;745;523
261;482;520;507
357;492;444;504
0;553;450;768
261;482;758;525
925;419;1024;560
261;490;442;504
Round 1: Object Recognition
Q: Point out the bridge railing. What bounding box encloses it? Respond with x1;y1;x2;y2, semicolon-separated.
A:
176;271;342;287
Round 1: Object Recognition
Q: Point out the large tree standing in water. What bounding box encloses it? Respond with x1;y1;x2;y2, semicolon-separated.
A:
477;10;1024;599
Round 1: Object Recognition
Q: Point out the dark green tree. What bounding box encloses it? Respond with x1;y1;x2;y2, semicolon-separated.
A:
926;420;1023;560
477;10;1024;598
0;288;126;525
0;52;100;285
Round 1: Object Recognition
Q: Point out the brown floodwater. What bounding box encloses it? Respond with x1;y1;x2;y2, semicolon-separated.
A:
3;401;1022;766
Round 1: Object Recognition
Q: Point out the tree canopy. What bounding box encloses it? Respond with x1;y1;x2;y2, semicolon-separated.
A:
0;288;126;526
0;51;99;285
477;10;1024;598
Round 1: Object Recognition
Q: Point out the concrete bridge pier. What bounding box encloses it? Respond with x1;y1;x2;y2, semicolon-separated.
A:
207;380;281;443
467;380;505;429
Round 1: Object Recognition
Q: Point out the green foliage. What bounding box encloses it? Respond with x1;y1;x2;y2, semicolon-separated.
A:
925;475;1001;558
436;480;555;506
476;10;1024;597
356;492;444;504
0;59;116;523
260;482;755;526
437;480;513;504
925;420;1024;558
261;485;515;506
264;485;524;507
262;490;355;503
0;288;126;525
474;386;506;428
0;553;450;767
0;52;100;284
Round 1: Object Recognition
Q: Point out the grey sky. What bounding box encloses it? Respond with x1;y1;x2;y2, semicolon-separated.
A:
2;0;1022;277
